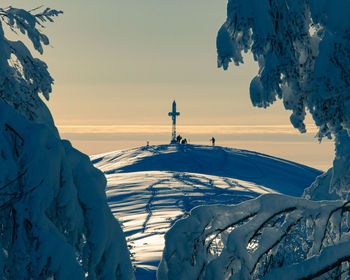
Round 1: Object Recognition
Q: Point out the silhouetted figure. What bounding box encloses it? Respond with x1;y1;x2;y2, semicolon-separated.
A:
176;134;182;143
210;137;215;146
181;138;187;144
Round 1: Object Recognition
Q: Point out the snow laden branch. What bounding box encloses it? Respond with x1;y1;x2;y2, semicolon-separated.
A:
217;0;350;140
0;6;62;54
0;6;61;126
217;0;350;201
158;194;350;280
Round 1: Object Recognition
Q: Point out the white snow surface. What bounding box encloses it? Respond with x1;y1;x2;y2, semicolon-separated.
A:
91;144;321;279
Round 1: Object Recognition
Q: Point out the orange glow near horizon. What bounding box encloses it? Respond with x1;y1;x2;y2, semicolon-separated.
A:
57;124;319;135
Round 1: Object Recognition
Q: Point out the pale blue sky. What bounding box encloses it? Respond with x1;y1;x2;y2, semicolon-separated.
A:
5;1;334;170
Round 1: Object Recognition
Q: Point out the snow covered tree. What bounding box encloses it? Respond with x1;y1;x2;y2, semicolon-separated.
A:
157;1;350;279
216;0;350;199
0;7;60;130
0;6;134;279
159;194;350;279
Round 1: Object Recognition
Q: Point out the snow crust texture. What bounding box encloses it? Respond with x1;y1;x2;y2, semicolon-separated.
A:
0;99;134;279
92;144;320;279
93;144;320;197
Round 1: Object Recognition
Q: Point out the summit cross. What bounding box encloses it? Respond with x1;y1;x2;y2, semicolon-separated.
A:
168;100;180;143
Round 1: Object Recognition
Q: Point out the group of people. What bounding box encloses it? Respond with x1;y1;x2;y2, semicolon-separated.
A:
176;134;187;144
175;135;216;146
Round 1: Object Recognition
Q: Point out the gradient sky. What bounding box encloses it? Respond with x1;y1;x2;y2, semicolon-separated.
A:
6;0;334;170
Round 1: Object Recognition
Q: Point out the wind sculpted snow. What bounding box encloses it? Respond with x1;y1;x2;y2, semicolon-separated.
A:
91;144;321;279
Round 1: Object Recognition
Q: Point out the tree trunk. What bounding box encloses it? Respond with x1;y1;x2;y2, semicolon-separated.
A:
304;130;350;201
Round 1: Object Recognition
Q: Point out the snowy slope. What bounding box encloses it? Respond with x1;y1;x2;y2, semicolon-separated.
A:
91;144;321;279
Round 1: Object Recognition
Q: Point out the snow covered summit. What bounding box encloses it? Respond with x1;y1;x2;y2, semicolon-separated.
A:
92;144;320;195
91;144;321;280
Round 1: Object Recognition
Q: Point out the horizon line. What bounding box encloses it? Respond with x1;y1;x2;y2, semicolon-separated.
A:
57;124;319;135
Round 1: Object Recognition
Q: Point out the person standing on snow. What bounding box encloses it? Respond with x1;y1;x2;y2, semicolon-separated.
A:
210;137;215;146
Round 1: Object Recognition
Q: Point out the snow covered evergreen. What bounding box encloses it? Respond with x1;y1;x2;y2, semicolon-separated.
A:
216;0;350;200
158;1;350;279
0;6;133;279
